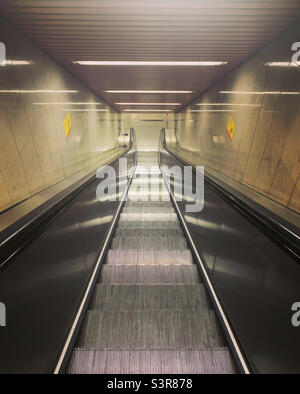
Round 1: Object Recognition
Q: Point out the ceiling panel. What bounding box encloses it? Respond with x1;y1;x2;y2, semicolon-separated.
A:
1;0;300;112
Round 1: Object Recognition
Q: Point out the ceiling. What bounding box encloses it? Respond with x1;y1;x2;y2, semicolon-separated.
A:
1;0;300;113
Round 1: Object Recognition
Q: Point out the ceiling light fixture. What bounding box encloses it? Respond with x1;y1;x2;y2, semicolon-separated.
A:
115;102;181;106
219;91;300;95
265;61;299;67
196;103;260;107
74;61;228;66
0;89;78;93
106;90;193;94
1;60;33;65
189;109;237;113
123;109;172;112
34;102;102;105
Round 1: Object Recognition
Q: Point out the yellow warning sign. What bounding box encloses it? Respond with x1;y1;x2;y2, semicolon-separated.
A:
226;114;235;141
64;112;72;138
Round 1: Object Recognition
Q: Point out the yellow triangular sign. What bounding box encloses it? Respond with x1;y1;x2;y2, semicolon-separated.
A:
64;112;72;138
226;114;235;141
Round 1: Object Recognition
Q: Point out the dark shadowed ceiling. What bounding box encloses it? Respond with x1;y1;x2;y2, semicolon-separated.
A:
1;0;300;112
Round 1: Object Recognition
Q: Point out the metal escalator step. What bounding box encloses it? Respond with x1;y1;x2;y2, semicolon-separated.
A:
89;284;210;310
124;201;172;208
118;220;180;229
105;249;193;265
68;348;235;374
76;309;225;350
126;192;170;202
115;228;183;238
119;212;177;221
99;265;200;284
122;207;175;214
111;236;187;250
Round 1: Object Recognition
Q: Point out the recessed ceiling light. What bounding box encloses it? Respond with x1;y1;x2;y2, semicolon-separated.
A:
220;90;300;95
74;61;228;66
106;90;193;94
192;109;237;113
196;103;261;107
265;62;299;67
1;60;33;65
0;89;78;93
33;102;103;105
123;109;172;112
59;109;107;112
115;102;181;106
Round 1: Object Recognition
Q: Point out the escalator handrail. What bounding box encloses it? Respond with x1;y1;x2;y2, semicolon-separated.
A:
160;128;300;262
0;147;134;270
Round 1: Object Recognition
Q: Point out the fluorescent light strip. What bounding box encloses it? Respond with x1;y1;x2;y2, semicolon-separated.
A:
196;103;260;107
74;61;228;66
115;102;181;106
123;109;172;112
106;90;193;94
0;89;78;93
34;102;102;105
1;60;33;65
189;109;237;113
265;61;299;67
60;109;107;112
220;91;300;95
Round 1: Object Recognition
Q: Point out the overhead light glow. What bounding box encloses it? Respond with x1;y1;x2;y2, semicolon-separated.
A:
265;61;299;67
106;90;193;94
60;109;107;112
219;91;300;95
74;61;228;66
0;89;78;93
1;60;33;65
123;109;172;112
34;102;102;105
115;102;181;106
196;102;261;107
190;109;237;112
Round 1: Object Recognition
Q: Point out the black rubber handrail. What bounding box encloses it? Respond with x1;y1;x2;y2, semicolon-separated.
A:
160;129;300;263
0;134;136;270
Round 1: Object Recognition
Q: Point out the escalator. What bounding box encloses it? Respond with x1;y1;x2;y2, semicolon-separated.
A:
67;151;236;374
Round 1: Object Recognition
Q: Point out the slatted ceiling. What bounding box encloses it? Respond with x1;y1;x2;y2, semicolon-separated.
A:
1;1;300;112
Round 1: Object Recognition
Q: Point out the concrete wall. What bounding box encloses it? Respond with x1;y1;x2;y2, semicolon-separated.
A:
0;20;120;213
172;23;300;214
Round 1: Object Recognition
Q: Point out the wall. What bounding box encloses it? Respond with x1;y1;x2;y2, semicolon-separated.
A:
0;20;120;213
123;113;165;151
172;23;300;214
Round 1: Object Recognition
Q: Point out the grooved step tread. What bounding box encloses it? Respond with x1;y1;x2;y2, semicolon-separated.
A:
99;265;200;284
122;207;175;213
118;220;180;229
89;284;210;310
124;201;172;208
106;249;193;265
76;309;225;350
120;213;177;221
115;228;183;238
111;236;188;250
68;349;235;374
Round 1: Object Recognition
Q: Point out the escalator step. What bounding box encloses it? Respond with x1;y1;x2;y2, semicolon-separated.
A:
122;207;174;214
99;265;200;284
76;309;225;350
124;201;172;208
118;220;180;229
89;284;210;310
68;348;235;374
115;228;183;238
120;213;177;221
111;236;188;250
105;249;193;265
